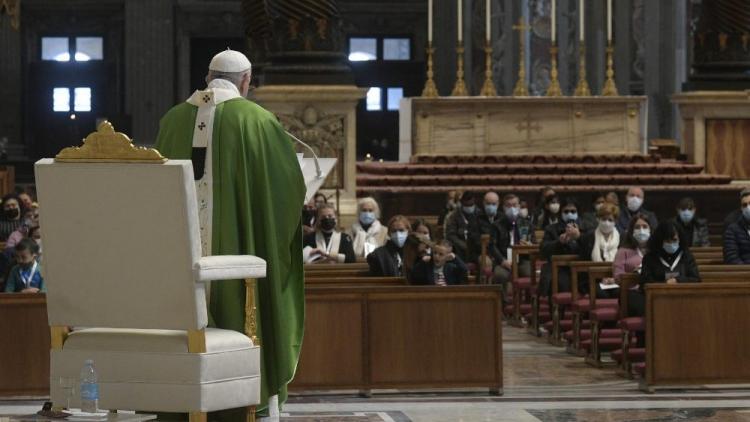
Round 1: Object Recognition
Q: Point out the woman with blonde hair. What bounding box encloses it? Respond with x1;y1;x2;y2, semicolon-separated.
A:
349;196;388;258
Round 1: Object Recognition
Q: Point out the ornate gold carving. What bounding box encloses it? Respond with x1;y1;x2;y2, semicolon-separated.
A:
602;43;619;96
546;45;563;97
451;43;468;96
480;42;497;97
574;44;591;96
244;278;260;345
0;0;20;30
512;18;530;96
421;42;439;97
55;121;166;163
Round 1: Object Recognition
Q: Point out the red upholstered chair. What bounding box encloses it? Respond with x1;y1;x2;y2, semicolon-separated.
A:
549;255;578;345
508;244;539;327
565;262;616;355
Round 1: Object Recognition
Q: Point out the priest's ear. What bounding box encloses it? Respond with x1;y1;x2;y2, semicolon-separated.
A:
240;71;252;97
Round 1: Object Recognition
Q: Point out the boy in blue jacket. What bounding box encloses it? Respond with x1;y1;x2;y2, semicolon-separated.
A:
4;238;44;293
411;240;468;286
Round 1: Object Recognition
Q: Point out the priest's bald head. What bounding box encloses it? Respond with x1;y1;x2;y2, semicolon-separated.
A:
206;49;252;96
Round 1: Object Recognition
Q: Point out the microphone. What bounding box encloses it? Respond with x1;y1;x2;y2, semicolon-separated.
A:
285;130;322;179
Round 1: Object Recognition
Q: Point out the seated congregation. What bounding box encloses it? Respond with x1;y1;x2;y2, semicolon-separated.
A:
300;183;750;387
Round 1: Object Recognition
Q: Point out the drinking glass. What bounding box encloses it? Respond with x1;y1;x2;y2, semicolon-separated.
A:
59;377;76;410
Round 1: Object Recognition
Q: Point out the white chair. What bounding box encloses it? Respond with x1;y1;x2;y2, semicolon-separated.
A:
36;129;263;422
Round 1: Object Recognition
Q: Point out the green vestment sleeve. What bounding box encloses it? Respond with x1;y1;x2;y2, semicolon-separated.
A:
155;98;305;416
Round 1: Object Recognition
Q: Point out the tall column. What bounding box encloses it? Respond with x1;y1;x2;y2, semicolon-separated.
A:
433;0;458;95
0;22;21;152
125;0;175;144
586;0;606;93
644;0;680;139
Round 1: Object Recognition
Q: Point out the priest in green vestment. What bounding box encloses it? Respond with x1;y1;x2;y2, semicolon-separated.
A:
155;49;305;419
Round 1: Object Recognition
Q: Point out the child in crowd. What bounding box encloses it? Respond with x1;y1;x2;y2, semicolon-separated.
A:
4;238;44;293
411;240;467;286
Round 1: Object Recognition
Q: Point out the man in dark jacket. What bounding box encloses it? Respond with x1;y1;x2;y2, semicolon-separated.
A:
477;191;511;285
617;186;658;234
724;190;750;264
672;197;710;247
445;191;481;263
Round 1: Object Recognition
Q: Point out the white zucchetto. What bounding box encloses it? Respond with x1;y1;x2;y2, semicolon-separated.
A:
209;49;252;73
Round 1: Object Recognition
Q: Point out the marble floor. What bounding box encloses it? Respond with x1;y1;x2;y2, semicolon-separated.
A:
3;325;750;421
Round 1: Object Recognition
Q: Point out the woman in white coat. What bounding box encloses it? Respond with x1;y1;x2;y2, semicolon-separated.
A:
349;197;388;258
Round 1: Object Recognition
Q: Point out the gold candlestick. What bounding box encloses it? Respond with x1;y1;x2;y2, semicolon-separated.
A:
451;42;468;96
574;43;591;96
512;18;530;96
421;42;439;97
601;43;618;96
546;44;563;97
480;42;497;96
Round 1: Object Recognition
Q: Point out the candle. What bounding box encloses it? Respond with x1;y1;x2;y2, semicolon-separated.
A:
551;0;556;43
579;0;584;42
607;0;612;42
486;0;491;42
428;0;433;43
458;0;463;42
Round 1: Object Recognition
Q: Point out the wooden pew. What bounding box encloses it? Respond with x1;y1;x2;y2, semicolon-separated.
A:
549;254;579;345
306;276;407;287
291;285;503;395
567;261;616;354
0;293;50;397
642;283;750;392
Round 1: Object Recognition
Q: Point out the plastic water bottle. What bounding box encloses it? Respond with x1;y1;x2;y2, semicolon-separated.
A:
79;359;99;413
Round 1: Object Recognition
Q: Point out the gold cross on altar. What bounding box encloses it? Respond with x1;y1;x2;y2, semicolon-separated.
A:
516;114;541;139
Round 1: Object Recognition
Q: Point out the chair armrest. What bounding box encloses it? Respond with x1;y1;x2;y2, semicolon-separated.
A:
194;255;267;282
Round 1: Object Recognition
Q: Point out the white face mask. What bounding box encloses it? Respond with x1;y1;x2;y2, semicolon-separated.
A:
548;203;560;214
598;220;615;234
627;196;643;212
519;208;529;219
391;230;408;248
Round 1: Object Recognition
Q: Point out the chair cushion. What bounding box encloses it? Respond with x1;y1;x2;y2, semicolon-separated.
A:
619;316;645;331
195;255;266;282
590;307;619;322
633;362;646;375
513;277;531;289
51;327;260;412
552;292;572;305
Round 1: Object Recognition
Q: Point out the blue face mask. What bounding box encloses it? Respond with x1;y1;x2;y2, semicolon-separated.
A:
391;230;408;248
562;211;578;223
359;211;376;226
505;206;520;220
679;209;694;224
663;241;680;255
484;204;498;216
743;206;750;221
462;205;476;215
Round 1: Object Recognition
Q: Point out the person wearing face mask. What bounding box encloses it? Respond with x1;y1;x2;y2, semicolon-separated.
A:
4;238;44;293
445;191;481;263
477;191;512;287
0;194;23;241
531;187;556;229
536;194;562;231
539;197;592;300
578;203;621;298
672;197;710;247
367;215;411;277
581;193;607;233
303;205;355;264
499;193;534;279
517;201;533;242
723;190;750;264
613;215;651;282
616;187;658;235
349;197;389;258
631;220;700;317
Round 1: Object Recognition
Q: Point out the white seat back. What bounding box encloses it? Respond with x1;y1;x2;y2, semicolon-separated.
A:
35;159;206;330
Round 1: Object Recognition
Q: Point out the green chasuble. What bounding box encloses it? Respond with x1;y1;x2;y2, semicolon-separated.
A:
155;97;305;416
